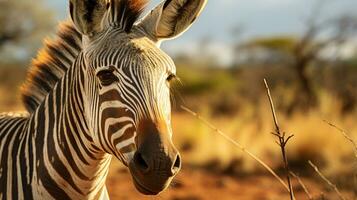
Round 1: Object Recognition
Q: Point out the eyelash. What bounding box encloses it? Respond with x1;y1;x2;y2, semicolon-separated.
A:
167;74;177;82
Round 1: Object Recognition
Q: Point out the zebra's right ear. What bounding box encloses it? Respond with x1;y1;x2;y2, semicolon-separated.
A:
137;0;207;43
69;0;108;36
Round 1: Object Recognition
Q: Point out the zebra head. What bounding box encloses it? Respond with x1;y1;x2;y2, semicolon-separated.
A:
69;0;207;195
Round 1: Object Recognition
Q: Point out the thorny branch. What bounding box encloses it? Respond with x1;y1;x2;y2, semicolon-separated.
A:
264;79;295;200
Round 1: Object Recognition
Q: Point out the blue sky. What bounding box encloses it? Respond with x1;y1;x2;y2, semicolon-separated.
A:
47;0;357;62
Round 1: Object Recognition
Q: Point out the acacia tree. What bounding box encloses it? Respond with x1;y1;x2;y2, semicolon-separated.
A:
240;13;357;112
0;0;54;63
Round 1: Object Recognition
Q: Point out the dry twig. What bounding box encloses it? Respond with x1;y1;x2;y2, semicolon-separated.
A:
290;171;313;200
308;160;346;200
264;79;295;200
180;106;290;192
323;120;357;197
323;120;357;159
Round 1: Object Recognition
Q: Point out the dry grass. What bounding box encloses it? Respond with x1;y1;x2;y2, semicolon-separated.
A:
171;98;356;198
181;105;289;191
172;104;356;174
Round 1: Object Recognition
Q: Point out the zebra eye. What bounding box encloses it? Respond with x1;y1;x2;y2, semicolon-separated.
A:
167;74;176;82
97;69;118;86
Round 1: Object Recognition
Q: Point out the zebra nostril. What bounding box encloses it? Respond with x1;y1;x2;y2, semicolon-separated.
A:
171;154;181;175
134;152;150;174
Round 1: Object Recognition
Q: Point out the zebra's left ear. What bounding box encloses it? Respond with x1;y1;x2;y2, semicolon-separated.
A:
69;0;108;36
137;0;207;42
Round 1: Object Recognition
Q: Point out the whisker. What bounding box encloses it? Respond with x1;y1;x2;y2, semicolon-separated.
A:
170;81;186;111
169;177;184;190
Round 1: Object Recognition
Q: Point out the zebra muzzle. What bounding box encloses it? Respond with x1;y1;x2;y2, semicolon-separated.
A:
128;119;181;195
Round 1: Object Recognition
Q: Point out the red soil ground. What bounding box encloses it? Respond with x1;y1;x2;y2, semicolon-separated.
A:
106;161;355;200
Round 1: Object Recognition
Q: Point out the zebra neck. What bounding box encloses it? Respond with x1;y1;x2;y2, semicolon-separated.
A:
30;60;112;199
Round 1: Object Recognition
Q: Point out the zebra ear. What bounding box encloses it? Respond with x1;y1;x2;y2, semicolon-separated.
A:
138;0;207;42
69;0;108;36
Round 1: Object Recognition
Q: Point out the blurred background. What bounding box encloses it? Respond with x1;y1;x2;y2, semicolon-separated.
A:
0;0;356;199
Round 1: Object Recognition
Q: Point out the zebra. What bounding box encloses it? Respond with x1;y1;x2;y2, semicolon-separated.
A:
0;0;207;199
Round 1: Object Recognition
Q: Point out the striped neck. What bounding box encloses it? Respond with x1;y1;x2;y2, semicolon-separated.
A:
30;54;111;199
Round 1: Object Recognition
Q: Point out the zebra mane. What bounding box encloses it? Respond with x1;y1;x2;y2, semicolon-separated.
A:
21;0;149;113
21;21;83;113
